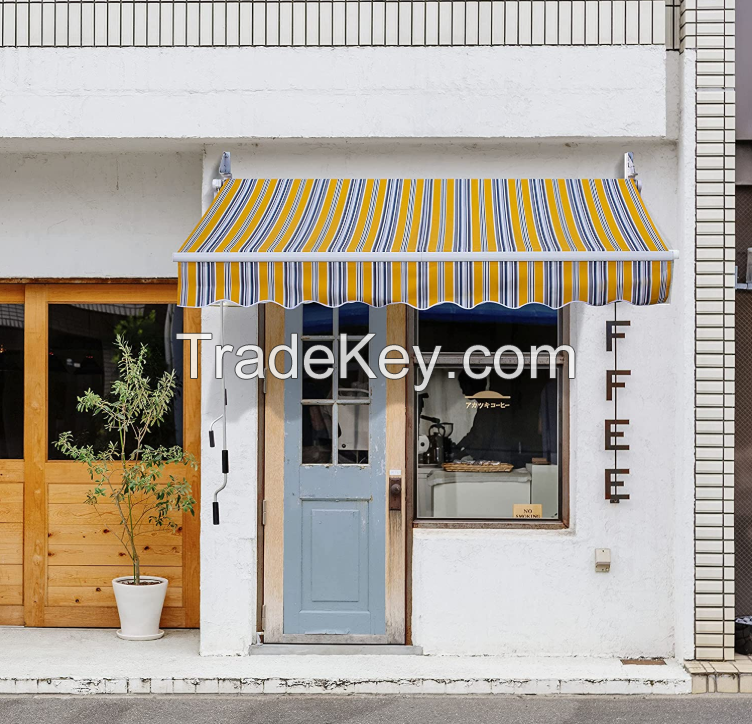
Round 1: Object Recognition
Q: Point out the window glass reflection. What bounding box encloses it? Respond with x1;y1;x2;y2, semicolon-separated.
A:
339;340;370;399
338;302;369;337
337;404;369;465
302;404;333;464
303;304;333;337
418;368;557;468
417;304;561;521
302;341;334;400
418;302;557;351
48;304;183;460
0;305;24;459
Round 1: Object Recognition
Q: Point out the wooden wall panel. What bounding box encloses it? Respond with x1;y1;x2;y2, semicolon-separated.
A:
0;607;23;625
47;585;183;608
42;606;186;628
48;565;183;587
44;488;185;618
0;502;23;621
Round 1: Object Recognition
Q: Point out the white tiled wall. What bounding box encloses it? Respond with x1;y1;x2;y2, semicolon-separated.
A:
684;0;736;661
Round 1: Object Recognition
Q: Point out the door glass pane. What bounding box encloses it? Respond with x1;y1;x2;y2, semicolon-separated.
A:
300;304;372;467
337;404;369;465
302;404;333;464
0;304;24;459
303;303;333;337
339;339;370;399
302;341;334;400
338;302;369;337
48;303;184;460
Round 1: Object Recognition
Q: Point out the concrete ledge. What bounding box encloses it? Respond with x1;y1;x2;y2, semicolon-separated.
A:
0;46;668;140
0;629;691;695
0;675;691;696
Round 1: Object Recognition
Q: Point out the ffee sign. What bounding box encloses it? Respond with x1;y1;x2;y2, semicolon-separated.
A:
604;319;631;503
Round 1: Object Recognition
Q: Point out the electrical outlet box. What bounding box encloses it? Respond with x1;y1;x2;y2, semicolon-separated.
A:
595;548;611;573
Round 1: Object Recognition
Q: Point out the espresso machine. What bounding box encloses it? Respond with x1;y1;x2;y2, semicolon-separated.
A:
418;413;454;466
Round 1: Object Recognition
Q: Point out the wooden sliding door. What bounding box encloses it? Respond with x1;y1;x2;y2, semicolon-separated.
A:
0;282;201;627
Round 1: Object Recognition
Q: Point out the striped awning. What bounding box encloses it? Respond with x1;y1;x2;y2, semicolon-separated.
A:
174;178;675;310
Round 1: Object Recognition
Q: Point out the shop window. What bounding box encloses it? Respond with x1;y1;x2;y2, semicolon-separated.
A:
0;304;24;459
415;303;565;522
47;304;184;460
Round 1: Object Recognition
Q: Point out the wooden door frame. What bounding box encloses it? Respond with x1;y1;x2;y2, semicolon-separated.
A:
261;303;408;644
0;281;201;627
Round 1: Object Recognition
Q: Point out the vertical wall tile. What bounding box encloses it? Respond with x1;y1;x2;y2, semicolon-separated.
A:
691;0;736;662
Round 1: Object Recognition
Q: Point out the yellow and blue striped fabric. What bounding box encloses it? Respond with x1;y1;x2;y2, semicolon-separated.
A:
176;178;672;309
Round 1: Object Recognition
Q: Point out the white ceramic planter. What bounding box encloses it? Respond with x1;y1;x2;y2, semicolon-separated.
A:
112;576;168;641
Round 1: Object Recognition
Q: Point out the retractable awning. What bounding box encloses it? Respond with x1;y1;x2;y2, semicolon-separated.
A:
174;178;675;309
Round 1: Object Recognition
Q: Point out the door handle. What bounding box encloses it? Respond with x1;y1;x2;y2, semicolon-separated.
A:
389;476;402;512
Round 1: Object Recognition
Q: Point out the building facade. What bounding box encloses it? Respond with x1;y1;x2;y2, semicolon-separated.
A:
0;1;741;663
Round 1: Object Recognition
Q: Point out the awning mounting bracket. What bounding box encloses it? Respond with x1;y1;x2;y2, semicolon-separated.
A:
212;151;233;194
624;152;643;193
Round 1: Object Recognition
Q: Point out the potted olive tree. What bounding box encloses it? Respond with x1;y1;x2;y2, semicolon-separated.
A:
55;335;196;641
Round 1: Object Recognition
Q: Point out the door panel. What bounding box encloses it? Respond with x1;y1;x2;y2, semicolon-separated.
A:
308;506;362;603
283;304;387;636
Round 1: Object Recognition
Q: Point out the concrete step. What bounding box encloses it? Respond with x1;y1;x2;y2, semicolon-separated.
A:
0;628;692;696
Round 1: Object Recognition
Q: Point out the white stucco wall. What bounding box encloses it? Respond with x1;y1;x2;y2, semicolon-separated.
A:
197;156;260;656
0;151;201;278
199;303;260;656
198;138;694;658
412;300;687;657
0;45;669;141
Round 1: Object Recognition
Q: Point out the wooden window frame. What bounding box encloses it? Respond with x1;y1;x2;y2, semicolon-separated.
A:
410;306;571;531
0;281;201;628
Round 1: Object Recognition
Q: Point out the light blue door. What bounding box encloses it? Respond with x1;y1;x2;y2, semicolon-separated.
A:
283;303;387;636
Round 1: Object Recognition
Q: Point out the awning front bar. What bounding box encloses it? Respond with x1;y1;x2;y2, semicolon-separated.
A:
174;250;679;263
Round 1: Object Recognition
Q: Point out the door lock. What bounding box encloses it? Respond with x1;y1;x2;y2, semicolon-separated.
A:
389;473;402;512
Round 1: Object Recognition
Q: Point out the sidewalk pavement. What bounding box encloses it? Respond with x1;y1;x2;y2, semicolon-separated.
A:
6;692;752;724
